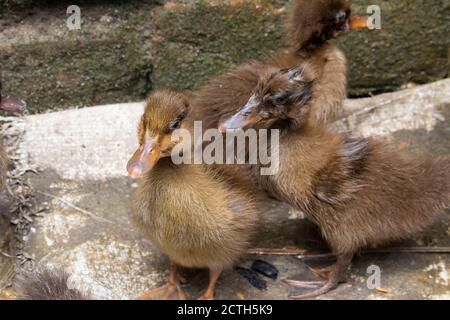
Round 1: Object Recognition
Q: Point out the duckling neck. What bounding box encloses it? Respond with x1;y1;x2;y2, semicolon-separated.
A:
148;156;180;175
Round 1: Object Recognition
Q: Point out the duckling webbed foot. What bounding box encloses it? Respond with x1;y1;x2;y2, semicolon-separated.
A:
138;283;186;300
198;268;222;300
283;278;338;299
308;265;333;279
283;253;353;299
138;263;186;300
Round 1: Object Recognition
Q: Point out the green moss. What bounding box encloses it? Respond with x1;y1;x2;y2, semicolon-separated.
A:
2;40;150;114
152;0;287;90
0;0;32;10
340;0;450;95
1;1;157;113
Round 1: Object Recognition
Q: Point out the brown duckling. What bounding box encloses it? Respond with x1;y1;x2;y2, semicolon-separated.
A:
220;64;450;299
127;90;257;300
188;0;368;130
14;269;90;300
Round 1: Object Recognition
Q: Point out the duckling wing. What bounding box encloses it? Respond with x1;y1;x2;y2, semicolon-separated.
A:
314;137;371;208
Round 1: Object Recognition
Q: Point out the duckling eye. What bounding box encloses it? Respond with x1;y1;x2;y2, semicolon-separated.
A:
169;119;182;131
273;95;289;105
167;111;187;132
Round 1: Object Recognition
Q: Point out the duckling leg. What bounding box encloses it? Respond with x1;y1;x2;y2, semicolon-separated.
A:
283;252;353;299
307;265;333;279
138;262;186;300
198;268;223;300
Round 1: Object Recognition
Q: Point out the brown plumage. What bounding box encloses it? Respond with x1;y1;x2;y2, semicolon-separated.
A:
220;65;450;299
288;0;351;53
128;90;257;300
15;269;89;300
188;0;365;130
186;0;360;186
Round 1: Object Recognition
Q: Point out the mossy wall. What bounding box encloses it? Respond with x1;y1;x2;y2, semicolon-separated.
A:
343;0;450;95
1;1;157;113
151;0;287;91
0;0;448;113
153;0;449;95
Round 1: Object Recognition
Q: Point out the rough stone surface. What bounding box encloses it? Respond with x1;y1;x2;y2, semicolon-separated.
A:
1;1;157;113
1;0;449;112
0;79;448;300
18;102;144;180
342;0;450;96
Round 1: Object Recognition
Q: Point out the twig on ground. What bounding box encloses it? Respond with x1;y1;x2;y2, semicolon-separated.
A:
247;246;450;259
36;191;114;224
364;247;450;254
247;247;308;256
0;251;16;259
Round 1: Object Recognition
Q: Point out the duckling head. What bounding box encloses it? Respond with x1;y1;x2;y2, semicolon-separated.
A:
290;0;368;52
127;90;189;178
219;63;315;132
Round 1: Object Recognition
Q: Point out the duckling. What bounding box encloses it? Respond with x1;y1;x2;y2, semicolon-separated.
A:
272;0;368;124
14;269;90;300
127;90;257;300
189;0;367;130
220;64;450;299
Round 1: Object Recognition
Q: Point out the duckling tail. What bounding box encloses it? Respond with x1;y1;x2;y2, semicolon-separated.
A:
421;156;450;212
15;269;90;300
437;157;450;205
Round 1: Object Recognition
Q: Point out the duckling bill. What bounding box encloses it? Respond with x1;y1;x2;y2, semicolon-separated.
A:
128;90;257;300
0;92;27;113
0;80;27;113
